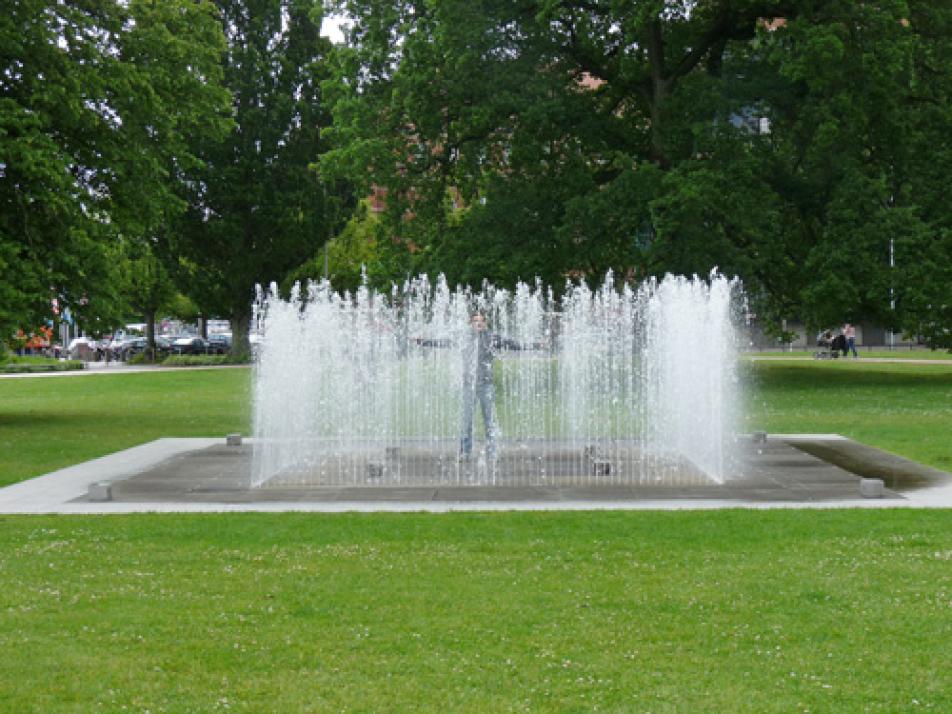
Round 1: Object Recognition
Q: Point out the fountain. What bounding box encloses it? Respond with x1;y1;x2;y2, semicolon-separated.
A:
251;272;740;489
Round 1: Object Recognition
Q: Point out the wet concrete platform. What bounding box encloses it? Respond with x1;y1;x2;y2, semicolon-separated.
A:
102;438;901;504
2;435;950;513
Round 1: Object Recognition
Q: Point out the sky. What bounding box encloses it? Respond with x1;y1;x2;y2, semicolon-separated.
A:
320;15;349;44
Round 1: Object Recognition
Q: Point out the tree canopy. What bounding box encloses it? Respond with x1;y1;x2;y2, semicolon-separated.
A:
3;0;949;345
321;0;951;340
168;0;347;353
0;0;231;338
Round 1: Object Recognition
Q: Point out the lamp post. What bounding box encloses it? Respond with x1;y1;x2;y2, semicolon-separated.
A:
889;237;895;350
323;182;329;280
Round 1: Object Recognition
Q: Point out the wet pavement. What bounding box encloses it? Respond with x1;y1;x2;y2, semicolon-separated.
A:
1;434;950;513
102;438;898;504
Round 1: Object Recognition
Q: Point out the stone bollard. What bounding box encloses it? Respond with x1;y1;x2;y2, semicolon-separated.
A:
226;433;242;446
88;481;112;501
860;478;885;498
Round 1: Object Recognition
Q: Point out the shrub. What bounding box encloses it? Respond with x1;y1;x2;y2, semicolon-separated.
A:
161;354;252;367
2;360;85;373
127;352;156;366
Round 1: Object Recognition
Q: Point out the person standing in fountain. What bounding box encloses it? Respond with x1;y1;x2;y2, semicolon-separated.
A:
460;311;499;460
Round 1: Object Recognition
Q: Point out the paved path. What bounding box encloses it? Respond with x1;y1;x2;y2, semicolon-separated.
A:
748;356;952;365
5;357;950;380
0;363;249;379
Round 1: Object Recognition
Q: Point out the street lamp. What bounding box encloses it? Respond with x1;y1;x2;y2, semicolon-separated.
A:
889;237;895;350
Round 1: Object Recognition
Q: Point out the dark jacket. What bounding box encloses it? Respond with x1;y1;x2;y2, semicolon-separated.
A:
463;329;496;385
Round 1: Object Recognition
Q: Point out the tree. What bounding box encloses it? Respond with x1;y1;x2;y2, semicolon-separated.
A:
323;0;952;341
286;199;397;294
170;0;347;354
0;0;231;339
116;241;177;356
321;0;808;288
889;1;952;347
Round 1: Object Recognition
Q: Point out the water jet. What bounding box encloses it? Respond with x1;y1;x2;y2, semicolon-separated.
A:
251;272;740;488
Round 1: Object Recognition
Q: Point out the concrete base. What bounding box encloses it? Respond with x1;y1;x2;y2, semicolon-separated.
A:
1;435;951;513
861;478;885;498
103;437;898;505
87;481;112;501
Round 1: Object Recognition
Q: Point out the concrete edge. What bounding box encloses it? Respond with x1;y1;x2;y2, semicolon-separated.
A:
0;438;221;508
3;499;952;515
777;435;952;491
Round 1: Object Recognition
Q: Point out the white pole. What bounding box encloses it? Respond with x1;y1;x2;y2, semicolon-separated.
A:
889;237;895;349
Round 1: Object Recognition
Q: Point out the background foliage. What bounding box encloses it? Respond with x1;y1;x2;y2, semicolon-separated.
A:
2;1;950;342
0;0;231;339
322;0;951;339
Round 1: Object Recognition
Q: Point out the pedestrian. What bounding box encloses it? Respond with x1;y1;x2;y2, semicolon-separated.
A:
831;332;847;357
460;311;499;460
844;323;858;358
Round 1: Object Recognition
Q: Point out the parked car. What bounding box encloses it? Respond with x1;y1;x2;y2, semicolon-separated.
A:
169;336;221;355
67;337;95;360
116;337;146;360
207;333;232;352
119;337;172;361
106;337;132;360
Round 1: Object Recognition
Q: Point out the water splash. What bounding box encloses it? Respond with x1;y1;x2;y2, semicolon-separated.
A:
251;273;740;488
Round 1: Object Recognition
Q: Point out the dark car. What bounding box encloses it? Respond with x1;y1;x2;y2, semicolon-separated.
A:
169;337;212;355
116;337;146;360
206;333;232;353
119;337;172;361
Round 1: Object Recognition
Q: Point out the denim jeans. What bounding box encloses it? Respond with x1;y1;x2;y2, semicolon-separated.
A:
460;381;498;458
847;337;857;357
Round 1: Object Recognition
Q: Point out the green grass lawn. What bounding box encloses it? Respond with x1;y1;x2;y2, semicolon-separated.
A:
0;369;250;487
3;360;950;486
1;363;951;711
1;510;950;712
742;361;952;471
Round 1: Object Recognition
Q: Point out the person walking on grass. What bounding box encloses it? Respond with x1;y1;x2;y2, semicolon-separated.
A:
844;323;858;358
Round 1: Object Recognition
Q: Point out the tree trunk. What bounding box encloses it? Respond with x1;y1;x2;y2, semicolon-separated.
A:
649;81;669;168
230;305;252;357
145;308;157;361
645;20;670;169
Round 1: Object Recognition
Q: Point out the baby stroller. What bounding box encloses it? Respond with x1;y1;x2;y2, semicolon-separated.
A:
814;331;844;359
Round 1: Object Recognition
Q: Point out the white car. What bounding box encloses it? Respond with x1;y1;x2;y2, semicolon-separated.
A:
67;337;95;360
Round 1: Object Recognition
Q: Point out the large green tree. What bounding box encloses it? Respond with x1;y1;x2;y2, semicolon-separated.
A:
0;0;231;338
170;0;347;354
323;0;951;341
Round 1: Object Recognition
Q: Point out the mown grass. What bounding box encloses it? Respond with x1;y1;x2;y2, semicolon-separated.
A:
0;369;250;487
1;365;952;711
1;510;951;712
2;361;951;487
742;360;952;471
